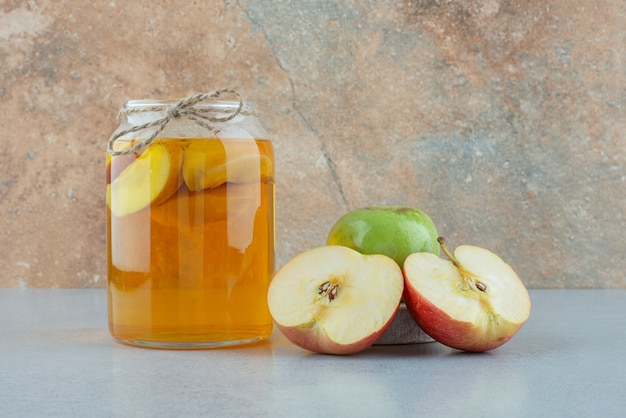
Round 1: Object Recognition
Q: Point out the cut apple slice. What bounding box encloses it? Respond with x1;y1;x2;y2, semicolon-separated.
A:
107;141;183;217
181;140;225;191
403;239;531;352
110;207;151;273
221;153;273;184
106;141;135;185
106;152;136;185
182;140;273;191
150;182;259;228
267;245;404;355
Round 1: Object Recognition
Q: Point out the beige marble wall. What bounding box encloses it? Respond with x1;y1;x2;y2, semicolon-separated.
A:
1;0;624;288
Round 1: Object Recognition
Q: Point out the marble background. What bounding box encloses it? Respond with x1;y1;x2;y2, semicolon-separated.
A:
1;0;624;288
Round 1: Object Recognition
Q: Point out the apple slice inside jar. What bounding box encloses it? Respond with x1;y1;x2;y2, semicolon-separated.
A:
106;141;136;185
182;140;273;191
106;152;136;185
107;141;183;217
150;182;260;228
109;207;151;274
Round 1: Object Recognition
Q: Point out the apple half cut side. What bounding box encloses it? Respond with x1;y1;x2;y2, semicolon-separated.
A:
403;238;531;352
267;245;404;355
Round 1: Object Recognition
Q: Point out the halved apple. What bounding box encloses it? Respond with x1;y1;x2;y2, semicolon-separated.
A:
107;141;183;217
403;238;531;352
182;140;273;191
267;245;404;355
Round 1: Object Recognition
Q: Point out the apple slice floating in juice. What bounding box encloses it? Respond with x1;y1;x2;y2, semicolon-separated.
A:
182;140;273;191
107;141;183;217
106;141;136;185
150;182;259;228
106;152;136;185
222;153;273;184
110;207;151;274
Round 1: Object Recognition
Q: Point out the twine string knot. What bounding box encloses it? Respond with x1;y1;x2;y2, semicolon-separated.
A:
107;89;244;156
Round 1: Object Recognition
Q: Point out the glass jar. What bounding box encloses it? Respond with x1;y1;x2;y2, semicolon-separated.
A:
106;93;275;348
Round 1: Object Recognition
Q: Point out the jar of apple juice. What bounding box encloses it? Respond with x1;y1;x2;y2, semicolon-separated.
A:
106;90;275;348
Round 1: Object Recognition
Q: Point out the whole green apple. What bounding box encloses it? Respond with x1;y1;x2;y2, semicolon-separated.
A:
326;206;440;268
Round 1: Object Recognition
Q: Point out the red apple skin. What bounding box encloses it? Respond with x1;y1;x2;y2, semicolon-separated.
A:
275;305;400;355
268;246;404;355
402;288;522;352
402;244;531;352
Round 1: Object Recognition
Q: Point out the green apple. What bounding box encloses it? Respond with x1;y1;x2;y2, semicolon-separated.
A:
326;206;440;267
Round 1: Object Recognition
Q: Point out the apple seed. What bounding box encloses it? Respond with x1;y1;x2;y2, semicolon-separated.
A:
318;282;331;293
318;281;340;302
328;284;339;301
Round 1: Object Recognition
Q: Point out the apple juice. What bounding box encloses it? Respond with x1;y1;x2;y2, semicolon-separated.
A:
107;136;275;348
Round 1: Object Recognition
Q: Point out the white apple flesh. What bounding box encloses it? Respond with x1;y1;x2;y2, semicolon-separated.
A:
403;238;531;352
267;245;404;355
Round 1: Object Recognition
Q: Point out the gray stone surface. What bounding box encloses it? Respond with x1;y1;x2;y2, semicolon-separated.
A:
0;1;624;287
2;289;626;416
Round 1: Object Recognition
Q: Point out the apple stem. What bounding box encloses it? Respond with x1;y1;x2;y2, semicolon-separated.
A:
437;237;488;293
437;237;464;271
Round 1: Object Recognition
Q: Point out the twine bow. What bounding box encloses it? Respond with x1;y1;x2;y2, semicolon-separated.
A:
107;89;244;156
